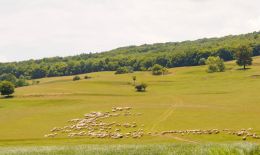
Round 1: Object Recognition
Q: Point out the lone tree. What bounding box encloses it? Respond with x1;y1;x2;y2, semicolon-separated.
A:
236;45;253;70
0;81;15;97
132;76;136;85
135;83;147;92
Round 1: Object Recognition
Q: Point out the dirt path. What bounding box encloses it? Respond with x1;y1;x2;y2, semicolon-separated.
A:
149;97;198;144
150;97;183;131
150;104;175;131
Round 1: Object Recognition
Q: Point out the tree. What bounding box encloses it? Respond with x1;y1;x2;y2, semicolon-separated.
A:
151;64;168;75
0;81;15;97
206;56;225;73
132;76;136;85
135;83;147;92
31;67;47;79
236;46;253;69
115;66;133;74
0;73;17;85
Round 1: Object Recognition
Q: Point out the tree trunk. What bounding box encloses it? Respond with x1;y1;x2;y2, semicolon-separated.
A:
244;64;246;70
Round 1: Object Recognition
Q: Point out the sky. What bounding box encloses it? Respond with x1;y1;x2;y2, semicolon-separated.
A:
0;0;259;62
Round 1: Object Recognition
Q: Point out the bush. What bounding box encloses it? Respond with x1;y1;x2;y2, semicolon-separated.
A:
206;56;225;73
84;75;91;79
151;64;168;75
73;76;81;81
0;81;15;97
135;83;148;92
115;66;134;74
16;78;29;87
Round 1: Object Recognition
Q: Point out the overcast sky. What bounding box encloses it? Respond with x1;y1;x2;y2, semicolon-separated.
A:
0;0;259;62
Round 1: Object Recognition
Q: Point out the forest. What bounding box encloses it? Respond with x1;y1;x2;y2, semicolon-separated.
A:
0;31;259;79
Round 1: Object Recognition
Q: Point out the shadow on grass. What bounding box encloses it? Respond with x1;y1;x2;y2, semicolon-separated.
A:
0;96;14;99
236;68;251;70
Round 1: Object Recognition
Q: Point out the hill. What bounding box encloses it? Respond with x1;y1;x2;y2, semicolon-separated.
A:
0;31;260;79
1;57;260;146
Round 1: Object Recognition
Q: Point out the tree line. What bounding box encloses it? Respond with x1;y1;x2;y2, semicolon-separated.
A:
0;31;259;80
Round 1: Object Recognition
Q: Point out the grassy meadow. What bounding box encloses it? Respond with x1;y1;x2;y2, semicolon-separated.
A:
0;57;260;154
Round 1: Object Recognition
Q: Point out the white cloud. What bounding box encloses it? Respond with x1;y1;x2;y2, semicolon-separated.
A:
0;0;259;62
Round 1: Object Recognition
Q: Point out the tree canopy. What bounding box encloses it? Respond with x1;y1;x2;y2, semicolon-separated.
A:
0;31;259;79
206;56;225;73
236;45;253;69
0;81;15;97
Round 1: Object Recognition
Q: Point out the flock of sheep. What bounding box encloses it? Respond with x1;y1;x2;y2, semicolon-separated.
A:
161;128;260;140
44;107;144;139
44;107;260;141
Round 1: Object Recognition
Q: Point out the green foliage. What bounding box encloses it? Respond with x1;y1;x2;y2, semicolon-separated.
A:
15;76;29;87
0;31;259;79
73;75;81;81
236;45;253;69
0;81;15;97
0;73;17;84
198;58;206;65
206;56;225;73
31;67;47;79
135;83;147;92
0;74;29;87
115;66;133;74
151;64;168;75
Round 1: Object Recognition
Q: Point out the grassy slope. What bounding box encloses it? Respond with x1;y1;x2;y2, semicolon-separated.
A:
1;57;260;146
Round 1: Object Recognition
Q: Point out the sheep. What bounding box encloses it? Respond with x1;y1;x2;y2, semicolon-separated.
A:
110;133;123;139
124;107;132;110
44;133;57;138
50;127;62;132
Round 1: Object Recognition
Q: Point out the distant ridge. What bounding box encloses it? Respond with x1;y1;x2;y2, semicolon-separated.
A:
0;31;259;79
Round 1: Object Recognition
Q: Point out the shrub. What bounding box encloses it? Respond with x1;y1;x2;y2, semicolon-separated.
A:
84;75;91;79
135;83;148;92
151;64;169;75
16;78;29;87
115;66;134;74
0;81;15;97
73;76;81;81
206;56;225;73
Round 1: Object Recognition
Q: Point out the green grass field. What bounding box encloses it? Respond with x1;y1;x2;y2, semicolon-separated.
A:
0;57;260;154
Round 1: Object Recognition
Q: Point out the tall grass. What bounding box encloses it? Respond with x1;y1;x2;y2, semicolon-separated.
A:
0;143;259;155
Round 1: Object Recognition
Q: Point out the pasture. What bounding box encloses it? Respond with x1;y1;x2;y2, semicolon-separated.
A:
0;57;260;154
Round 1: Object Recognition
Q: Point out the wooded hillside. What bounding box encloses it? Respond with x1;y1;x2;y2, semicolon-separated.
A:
0;31;259;79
